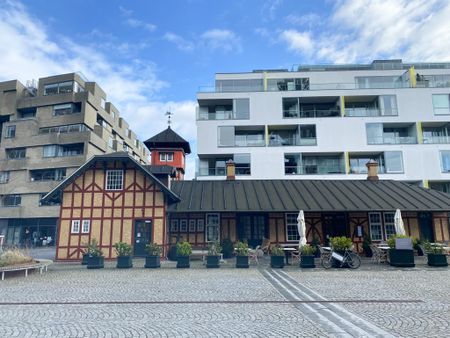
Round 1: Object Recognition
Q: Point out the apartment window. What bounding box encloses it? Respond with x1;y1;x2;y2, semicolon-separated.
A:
81;220;90;234
160;152;174;162
101;98;106;109
5;125;16;138
378;95;398;116
108;136;114;149
31;168;66;181
267;78;310;91
440;151;450;172
285;213;300;241
2;194;21;207
106;170;123;190
369;213;383;241
53;103;81;116
43;144;84;157
215;79;263;92
40;124;87;134
234;153;251;175
44;81;84;96
234;99;250;119
6;148;26;159
384;151;404;173
432;94;450;115
0;171;10;184
111;110;115;120
71;220;80;233
17;107;37;119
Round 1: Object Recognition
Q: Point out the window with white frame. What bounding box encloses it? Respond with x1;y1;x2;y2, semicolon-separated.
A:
369;213;383;241
71;220;80;233
0;171;10;184
170;219;179;231
189;220;196;232
81;220;90;233
180;220;188;232
384;212;396;239
285;213;300;241
5;125;16;138
159;152;174;162
106;170;123;190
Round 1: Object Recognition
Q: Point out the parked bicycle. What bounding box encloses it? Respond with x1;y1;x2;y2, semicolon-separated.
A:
321;248;361;269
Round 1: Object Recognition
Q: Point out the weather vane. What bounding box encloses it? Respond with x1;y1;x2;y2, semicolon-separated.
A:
165;111;173;127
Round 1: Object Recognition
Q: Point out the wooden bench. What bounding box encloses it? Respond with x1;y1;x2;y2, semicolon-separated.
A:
191;249;224;263
0;259;52;281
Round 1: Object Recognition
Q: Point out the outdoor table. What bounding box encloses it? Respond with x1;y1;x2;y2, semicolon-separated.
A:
378;246;390;250
322;246;332;251
283;247;296;265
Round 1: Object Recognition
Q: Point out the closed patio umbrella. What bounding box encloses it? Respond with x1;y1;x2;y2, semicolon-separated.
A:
297;210;307;247
394;209;406;236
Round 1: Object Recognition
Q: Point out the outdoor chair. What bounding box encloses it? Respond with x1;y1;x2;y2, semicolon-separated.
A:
248;246;260;265
291;250;300;264
370;244;387;264
318;245;331;261
261;238;271;255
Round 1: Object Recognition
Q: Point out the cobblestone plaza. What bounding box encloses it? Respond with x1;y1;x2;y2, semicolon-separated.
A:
0;258;449;337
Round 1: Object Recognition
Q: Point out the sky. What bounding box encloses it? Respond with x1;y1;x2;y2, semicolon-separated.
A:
1;0;450;178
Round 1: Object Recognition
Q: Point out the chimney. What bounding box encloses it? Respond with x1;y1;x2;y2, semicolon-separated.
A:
226;159;235;180
366;159;379;181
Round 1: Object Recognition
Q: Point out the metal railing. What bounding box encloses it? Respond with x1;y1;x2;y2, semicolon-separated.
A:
268;135;316;146
368;136;417;145
197;167;251;176
284;164;345;175
422;135;450;144
345;108;385;117
283;109;340;118
235;135;265;147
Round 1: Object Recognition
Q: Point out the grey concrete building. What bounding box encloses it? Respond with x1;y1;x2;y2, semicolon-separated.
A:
0;72;148;246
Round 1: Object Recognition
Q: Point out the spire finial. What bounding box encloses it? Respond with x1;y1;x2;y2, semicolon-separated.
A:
165;111;173;128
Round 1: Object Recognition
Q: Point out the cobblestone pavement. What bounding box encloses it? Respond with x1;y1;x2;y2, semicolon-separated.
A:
0;257;448;337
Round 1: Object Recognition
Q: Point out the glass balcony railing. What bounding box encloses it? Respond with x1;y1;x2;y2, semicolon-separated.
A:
422;135;450;144
197;110;234;120
268;135;316;146
235;135;265;147
283;109;340;118
349;166;386;174
197;167;251;176
345;107;385;117
284;164;345;175
368;135;417;144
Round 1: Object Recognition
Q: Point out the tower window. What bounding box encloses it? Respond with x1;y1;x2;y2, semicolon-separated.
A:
160;152;174;162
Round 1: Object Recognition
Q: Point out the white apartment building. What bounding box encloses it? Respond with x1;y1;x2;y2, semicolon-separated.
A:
196;59;450;192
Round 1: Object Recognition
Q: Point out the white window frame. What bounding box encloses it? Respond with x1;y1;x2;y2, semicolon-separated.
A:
189;220;196;232
71;220;80;233
368;212;383;241
285;213;300;242
5;125;16;139
383;212;396;240
180;219;188;232
81;220;90;234
206;213;220;242
196;219;205;232
170;219;179;232
159;153;166;161
105;170;124;190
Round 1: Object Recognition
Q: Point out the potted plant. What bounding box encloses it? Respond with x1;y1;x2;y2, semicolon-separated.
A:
235;241;249;268
311;237;321;258
81;247;89;265
299;244;316;268
113;242;132;268
424;242;448;267
206;241;222;268
145;242;161;268
330;236;353;268
362;236;373;257
387;235;415;267
270;245;285;268
221;238;234;259
86;239;104;269
176;241;192;268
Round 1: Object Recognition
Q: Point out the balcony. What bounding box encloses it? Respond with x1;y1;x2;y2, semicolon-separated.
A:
422;123;450;144
268;125;316;146
367;123;417;145
197;154;251;176
218;126;264;147
283;97;340;118
345;95;397;117
284;154;345;175
197;98;249;120
349;153;386;174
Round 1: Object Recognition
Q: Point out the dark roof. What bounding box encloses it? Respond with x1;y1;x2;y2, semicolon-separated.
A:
144;127;191;154
168;179;450;213
42;152;180;203
144;165;176;176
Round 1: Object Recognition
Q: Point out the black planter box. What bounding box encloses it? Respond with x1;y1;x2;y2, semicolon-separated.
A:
116;256;133;269
87;256;104;269
427;253;448;267
177;255;190;268
206;255;220;268
236;255;249;268
145;255;161;268
389;249;415;267
81;254;89;265
300;255;316;268
270;256;284;268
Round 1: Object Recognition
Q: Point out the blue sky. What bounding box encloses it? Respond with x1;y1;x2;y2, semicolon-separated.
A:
1;0;450;177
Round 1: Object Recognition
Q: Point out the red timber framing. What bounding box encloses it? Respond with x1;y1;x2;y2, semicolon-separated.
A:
56;161;167;260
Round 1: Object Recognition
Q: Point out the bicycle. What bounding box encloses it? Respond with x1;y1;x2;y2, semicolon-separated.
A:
321;248;361;269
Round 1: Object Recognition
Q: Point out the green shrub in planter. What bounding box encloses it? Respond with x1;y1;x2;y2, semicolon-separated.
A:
362;236;373;257
270;245;284;268
113;242;133;268
176;241;192;268
206;241;222;268
145;243;161;268
424;242;448;267
86;239;104;269
235;241;249;268
221;238;234;259
311;237;321;258
299;244;316;268
330;236;353;252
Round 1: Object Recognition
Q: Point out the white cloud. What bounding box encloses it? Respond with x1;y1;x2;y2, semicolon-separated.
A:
0;0;197;178
279;30;314;55
284;13;321;27
261;0;283;22
163;32;194;52
124;18;157;32
200;29;242;53
278;0;450;63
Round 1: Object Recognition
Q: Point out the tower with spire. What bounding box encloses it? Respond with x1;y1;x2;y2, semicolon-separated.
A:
144;112;191;180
